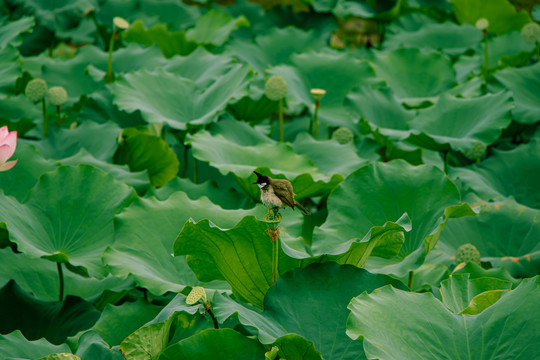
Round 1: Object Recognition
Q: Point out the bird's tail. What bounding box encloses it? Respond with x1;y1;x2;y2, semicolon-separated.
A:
294;202;311;215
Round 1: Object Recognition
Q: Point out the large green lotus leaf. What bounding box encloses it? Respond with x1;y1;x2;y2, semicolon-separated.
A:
292;133;367;178
0;280;100;345
30;121;122;161
110;67;249;130
406;92;513;153
186;10;249;46
159;329;265;360
439;273;512;314
369;48;456;102
450;141;540;210
450;0;531;35
75;332;124;360
272;334;322;360
226;27;326;72
268;51;376;127
332;0;401;20
0;17;35;50
0;248;133;302
0;95;41;125
494;62;540;124
384;21;482;56
346;86;413;140
146;177;245;210
113;128;179;188
0;46;21;98
187;130;342;200
174;216;301;309
437;199;540;277
0;165;136;277
0;330;70;360
103;191;254;295
80;299;162;347
347;277;540;359
0;142;56;201
61;149;150;195
313;161;472;277
214;263;407;359
123;20;198;58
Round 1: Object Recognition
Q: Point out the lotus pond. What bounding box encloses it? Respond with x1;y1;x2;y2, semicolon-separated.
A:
0;0;540;359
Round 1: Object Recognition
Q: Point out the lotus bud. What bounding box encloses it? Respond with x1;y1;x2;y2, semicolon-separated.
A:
186;286;207;305
113;16;130;30
310;88;326;101
265;75;288;101
332;127;354;144
47;86;68;106
521;22;540;44
475;18;489;31
455;243;481;265
0;126;18;172
25;78;48;102
463;142;487;161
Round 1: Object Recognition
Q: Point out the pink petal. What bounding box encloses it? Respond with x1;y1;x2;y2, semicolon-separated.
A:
0;126;7;143
0;159;17;172
2;131;17;157
0;144;11;163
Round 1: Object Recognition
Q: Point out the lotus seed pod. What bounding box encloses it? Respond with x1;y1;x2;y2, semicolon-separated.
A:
113;16;130;30
463;142;487;161
475;18;489;31
186;286;207;305
310;88;327;101
521;22;540;44
265;75;288;101
332;127;354;144
47;86;68;106
25;78;48;102
37;354;81;360
455;243;481;265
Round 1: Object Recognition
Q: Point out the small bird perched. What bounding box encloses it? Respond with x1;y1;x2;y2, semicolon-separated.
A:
253;171;310;215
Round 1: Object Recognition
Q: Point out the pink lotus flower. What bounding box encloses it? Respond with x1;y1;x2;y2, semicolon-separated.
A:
0;126;17;171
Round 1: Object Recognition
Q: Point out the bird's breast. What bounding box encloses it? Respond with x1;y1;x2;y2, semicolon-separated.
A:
260;187;284;208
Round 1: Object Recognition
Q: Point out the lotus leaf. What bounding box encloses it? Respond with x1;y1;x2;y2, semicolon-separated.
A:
186;10;249;46
0;165;136;277
0;330;70;360
104;191;252;295
332;0;401;20
213;262;407;359
110;67;250;130
451;140;540;210
0;17;35;50
347;277;540;359
0;47;21;97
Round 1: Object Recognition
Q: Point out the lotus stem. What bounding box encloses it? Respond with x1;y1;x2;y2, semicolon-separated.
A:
313;99;320;139
182;144;189;178
56;105;61;127
272;232;279;284
192;156;198;184
57;262;64;301
278;98;284;142
206;305;219;329
408;270;414;291
443;151;449;174
482;29;488;95
106;31;116;84
264;208;282;284
42;98;47;138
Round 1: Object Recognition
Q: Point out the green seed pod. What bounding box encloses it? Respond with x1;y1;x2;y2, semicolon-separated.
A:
47;86;68;106
25;78;48;102
113;16;130;30
186;286;207;305
475;18;489;31
455;243;481;265
521;22;540;44
265;75;288;101
463;142;487;161
332;127;354;144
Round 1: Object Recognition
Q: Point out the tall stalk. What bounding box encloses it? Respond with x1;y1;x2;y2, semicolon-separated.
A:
42;98;47;138
57;262;64;301
278;98;284;143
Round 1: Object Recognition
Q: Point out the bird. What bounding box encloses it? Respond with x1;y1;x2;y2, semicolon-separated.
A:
253;171;310;215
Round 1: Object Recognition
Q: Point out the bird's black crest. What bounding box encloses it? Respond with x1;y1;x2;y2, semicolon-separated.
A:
253;171;269;184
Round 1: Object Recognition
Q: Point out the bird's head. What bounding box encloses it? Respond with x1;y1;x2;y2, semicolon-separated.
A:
253;171;270;188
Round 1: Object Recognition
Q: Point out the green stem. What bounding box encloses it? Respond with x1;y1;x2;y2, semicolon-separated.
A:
107;31;116;84
443;150;449;174
42;98;47;138
408;270;414;291
207;307;219;329
192;154;198;184
182;144;189;178
272;236;279;284
57;262;64;301
482;30;488;95
313;100;320;139
56;105;61;127
278;98;284;142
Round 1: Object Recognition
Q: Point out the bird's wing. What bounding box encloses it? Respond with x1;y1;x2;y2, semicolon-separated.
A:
272;181;295;209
